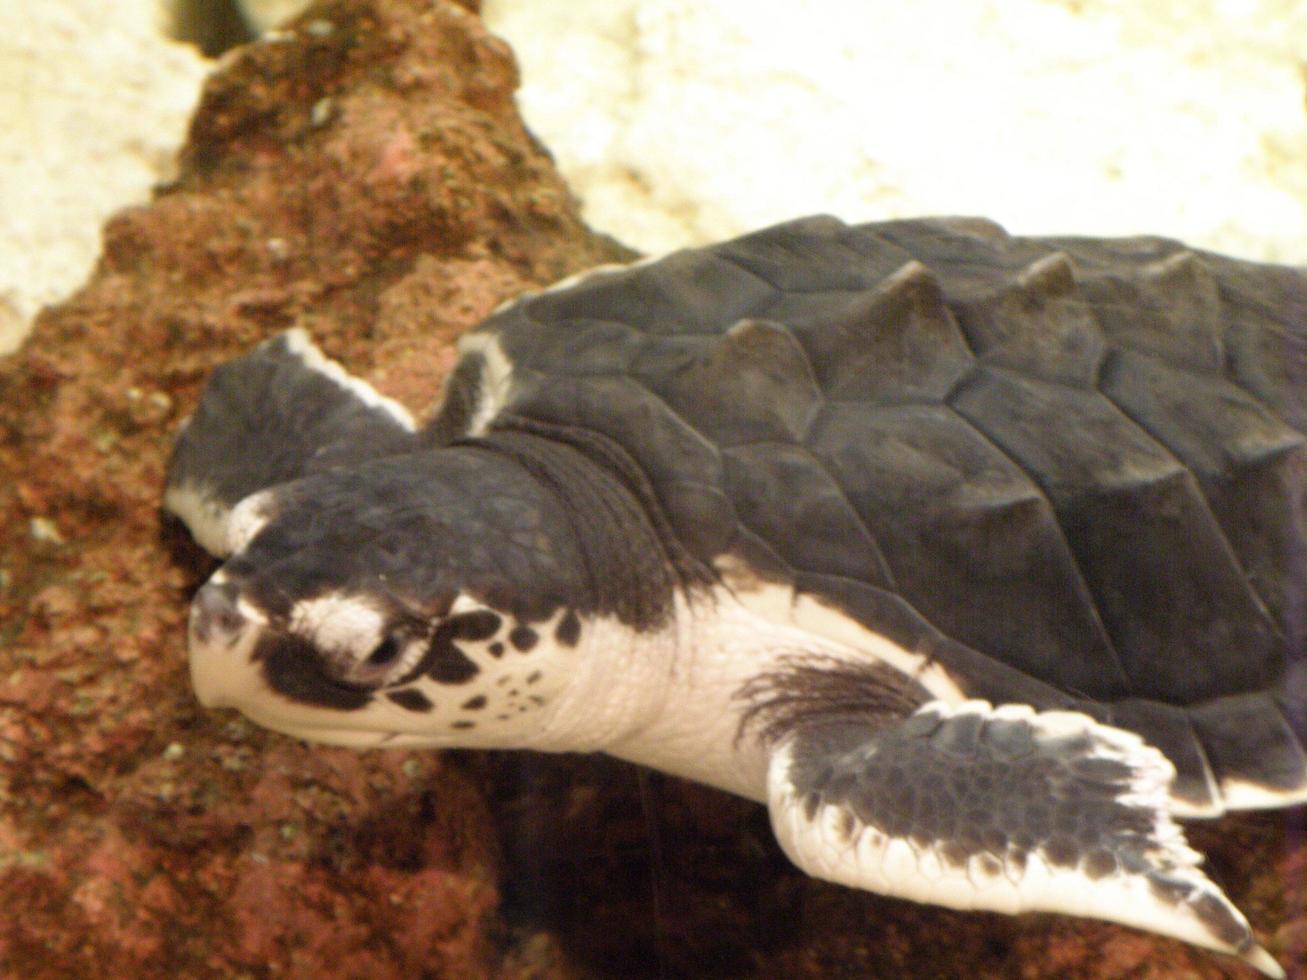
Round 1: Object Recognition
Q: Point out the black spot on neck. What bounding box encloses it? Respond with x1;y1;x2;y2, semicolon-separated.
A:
388;688;434;712
449;610;502;641
424;626;480;685
554;609;581;647
509;625;538;652
461;695;487;711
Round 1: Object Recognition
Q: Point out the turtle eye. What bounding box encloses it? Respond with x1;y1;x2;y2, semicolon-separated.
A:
365;635;402;668
343;633;417;688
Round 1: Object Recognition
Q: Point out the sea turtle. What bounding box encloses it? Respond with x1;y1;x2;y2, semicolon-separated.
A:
165;215;1307;975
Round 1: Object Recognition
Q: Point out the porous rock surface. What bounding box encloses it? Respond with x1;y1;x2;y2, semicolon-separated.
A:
0;1;1302;977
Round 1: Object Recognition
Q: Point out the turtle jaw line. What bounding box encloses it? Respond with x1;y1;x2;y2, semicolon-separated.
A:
186;591;619;750
259;723;459;750
188;625;257;712
228;711;430;749
188;625;399;743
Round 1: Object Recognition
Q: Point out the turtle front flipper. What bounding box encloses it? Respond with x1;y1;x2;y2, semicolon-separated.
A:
766;699;1284;977
165;330;418;555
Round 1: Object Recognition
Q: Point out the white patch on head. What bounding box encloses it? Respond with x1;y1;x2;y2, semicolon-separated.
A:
451;330;515;436
279;328;415;431
224;489;278;555
289;591;387;655
164;478;233;556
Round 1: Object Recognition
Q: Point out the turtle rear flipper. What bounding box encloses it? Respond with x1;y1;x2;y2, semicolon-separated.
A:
165;330;418;555
766;699;1284;977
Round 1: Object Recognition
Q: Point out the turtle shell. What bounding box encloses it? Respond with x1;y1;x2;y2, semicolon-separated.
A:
436;215;1307;814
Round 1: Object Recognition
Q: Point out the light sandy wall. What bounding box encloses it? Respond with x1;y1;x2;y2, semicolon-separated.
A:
0;1;209;355
483;0;1307;261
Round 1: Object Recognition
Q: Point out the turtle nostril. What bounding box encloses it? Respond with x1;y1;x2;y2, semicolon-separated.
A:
191;580;247;646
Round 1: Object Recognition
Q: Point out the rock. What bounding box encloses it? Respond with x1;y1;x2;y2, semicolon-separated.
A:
0;0;210;356
0;1;1299;977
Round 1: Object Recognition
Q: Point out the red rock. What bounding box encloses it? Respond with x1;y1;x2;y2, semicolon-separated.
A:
0;1;617;976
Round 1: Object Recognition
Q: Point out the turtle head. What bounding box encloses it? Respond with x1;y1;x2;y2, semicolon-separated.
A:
186;447;594;748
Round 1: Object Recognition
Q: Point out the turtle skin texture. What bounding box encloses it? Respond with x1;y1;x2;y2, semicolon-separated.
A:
444;214;1307;816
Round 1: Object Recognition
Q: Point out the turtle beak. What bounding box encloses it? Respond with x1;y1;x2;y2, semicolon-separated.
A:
190;579;245;648
188;573;262;708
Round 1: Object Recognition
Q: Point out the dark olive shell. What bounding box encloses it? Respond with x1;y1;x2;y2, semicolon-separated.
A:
442;215;1307;812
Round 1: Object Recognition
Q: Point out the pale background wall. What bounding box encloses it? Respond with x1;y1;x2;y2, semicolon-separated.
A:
0;1;208;354
482;0;1307;258
3;0;1305;355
